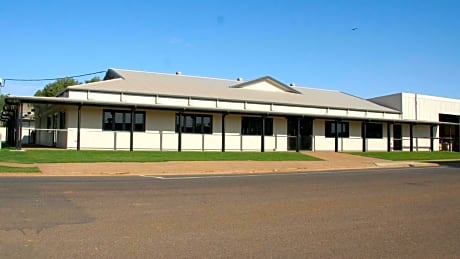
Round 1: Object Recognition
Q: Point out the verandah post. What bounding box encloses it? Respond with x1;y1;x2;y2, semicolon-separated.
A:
409;123;414;152
15;101;22;150
130;107;135;152
77;104;82;151
362;121;367;152
296;117;301;152
221;113;226;152
178;112;182;152
261;116;265;152
334;120;339;152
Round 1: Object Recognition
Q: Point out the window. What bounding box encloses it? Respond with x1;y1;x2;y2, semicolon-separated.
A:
365;123;383;138
102;110;145;131
325;121;349;138
175;113;213;134
241;117;273;136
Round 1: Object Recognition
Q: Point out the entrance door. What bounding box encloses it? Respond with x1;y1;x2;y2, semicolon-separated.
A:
393;124;402;151
287;118;313;150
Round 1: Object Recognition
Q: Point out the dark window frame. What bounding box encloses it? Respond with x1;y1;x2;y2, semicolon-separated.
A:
175;113;213;134
102;109;145;132
325;121;349;138
365;123;383;139
241;117;274;136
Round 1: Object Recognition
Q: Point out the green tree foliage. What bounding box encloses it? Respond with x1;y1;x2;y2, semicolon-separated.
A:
34;76;102;97
0;94;5;126
85;76;101;83
0;94;4;109
34;77;80;97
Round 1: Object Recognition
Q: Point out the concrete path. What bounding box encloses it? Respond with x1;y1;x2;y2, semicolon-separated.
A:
0;152;438;176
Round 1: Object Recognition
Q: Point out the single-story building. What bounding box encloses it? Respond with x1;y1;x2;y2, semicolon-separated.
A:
2;68;459;152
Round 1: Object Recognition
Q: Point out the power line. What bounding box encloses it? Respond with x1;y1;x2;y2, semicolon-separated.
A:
3;70;106;82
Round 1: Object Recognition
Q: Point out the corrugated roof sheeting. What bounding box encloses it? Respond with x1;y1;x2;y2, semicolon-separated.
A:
66;68;399;113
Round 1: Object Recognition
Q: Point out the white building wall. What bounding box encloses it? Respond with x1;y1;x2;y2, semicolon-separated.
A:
342;121;362;152
328;109;347;117
240;81;285;92
371;93;460;122
414;94;460;121
400;124;411;151
0;127;5;142
158;96;189;106
67;91;88;100
313;119;334;151
413;124;432;151
241;136;261;151
224;115;241;151
217;101;245;110
273;117;287;151
245;103;271;112
433;125;440;151
275;105;327;116
89;92;120;102
122;94;156;104
190;99;218;109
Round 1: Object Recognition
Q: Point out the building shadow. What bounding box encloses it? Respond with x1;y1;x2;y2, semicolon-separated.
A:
432;160;460;168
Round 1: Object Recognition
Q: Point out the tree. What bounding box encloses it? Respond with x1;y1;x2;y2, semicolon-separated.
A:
85;76;101;83
0;94;4;109
34;77;80;97
0;94;5;126
34;76;102;97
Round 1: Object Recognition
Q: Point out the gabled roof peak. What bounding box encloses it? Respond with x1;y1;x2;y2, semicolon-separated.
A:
230;76;301;94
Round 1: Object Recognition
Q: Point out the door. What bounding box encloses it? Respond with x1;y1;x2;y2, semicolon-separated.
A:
287;118;313;150
393;124;402;151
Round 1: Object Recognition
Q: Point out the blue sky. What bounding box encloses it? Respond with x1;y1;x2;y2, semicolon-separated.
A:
1;0;459;99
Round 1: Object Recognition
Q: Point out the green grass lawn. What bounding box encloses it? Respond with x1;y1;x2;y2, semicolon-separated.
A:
0;165;41;173
350;151;460;161
0;150;320;164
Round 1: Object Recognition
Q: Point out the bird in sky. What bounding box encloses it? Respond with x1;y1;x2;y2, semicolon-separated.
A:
351;27;359;31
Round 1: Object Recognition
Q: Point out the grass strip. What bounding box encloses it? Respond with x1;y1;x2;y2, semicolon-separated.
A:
350;151;460;161
0;150;320;164
0;165;41;173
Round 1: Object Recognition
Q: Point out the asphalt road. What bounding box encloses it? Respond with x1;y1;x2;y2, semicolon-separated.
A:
1;166;459;258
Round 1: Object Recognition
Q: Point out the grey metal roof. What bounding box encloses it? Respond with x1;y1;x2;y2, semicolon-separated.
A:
66;68;399;113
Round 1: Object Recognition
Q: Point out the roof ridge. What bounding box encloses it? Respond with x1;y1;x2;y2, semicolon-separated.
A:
338;90;391;108
292;85;340;92
67;77;123;88
110;68;239;83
